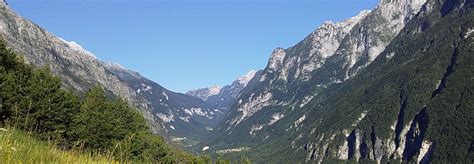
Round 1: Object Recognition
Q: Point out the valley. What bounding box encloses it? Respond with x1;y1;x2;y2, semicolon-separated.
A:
0;0;473;163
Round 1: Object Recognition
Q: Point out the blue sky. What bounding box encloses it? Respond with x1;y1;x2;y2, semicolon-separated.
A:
8;0;378;93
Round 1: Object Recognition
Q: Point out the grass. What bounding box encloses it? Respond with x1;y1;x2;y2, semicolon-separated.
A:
0;126;118;163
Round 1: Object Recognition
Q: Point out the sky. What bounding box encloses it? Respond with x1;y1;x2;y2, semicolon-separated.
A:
8;0;378;93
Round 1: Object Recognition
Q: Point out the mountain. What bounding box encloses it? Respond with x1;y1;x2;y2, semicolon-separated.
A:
207;0;473;163
2;0;473;162
187;70;262;110
219;0;427;135
186;85;222;101
0;2;220;147
101;63;222;143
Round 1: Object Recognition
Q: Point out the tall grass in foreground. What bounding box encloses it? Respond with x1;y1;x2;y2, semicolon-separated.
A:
0;126;118;163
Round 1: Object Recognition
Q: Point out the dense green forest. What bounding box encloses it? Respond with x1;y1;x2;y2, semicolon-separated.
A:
0;39;200;162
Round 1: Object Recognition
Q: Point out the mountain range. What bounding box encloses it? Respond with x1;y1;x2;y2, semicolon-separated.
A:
0;2;223;148
1;0;473;163
187;70;262;110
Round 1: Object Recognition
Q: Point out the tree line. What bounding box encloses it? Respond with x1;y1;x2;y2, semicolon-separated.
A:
0;39;189;162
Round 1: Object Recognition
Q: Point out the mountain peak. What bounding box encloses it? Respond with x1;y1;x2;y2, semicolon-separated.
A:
57;37;97;59
347;9;372;23
208;85;222;95
186;69;262;110
238;70;258;87
376;0;427;17
323;20;334;25
104;62;126;70
186;85;221;101
267;48;286;71
102;61;143;79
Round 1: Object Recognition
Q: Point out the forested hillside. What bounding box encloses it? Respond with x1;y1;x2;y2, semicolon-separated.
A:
0;39;196;162
209;0;474;163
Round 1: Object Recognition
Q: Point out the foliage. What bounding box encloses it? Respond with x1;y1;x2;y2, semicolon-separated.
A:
0;127;117;163
0;39;191;162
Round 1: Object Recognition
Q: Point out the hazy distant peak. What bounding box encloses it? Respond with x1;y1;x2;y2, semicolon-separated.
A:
186;85;221;101
238;70;258;87
208;85;222;95
57;37;97;59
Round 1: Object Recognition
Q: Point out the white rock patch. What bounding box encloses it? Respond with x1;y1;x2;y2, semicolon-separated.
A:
58;37;97;59
299;95;315;108
179;116;190;123
156;113;174;123
269;113;284;125
386;52;395;59
232;91;273;126
352;111;368;127
191;108;206;116
161;91;169;100
295;115;306;127
338;140;349;160
171;137;186;142
464;28;473;38
268;48;286;71
417;141;433;163
184;109;193;116
250;124;264;136
396;122;412;158
216;147;251;154
238;70;258;86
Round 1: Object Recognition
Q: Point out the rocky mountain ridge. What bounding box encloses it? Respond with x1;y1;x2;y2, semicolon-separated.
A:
186;85;222;101
0;3;220;147
187;70;262;110
215;0;429;141
207;0;473;163
1;0;473;163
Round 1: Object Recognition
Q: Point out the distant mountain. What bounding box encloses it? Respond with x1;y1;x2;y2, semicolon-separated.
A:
102;62;223;142
186;85;222;101
206;0;474;163
0;3;220;147
2;0;473;162
187;70;262;110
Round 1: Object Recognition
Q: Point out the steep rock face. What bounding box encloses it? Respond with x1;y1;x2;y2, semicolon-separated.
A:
0;3;138;102
214;0;427;148
326;0;427;81
284;10;372;82
214;0;473;163
0;4;219;146
222;10;372;131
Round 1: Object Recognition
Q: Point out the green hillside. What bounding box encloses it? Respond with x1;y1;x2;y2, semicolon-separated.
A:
0;39;201;162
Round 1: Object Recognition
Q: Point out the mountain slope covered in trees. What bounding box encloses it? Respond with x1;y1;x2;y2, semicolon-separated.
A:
0;39;196;162
207;0;474;163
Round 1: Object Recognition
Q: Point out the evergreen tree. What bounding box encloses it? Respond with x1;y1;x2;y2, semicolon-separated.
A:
0;39;183;161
